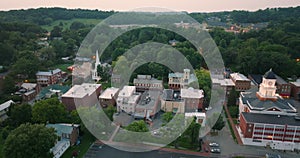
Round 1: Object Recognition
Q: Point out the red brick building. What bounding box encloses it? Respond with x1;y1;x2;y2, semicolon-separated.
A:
290;80;300;101
61;83;101;111
36;69;62;86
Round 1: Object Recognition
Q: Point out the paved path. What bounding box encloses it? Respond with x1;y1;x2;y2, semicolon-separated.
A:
223;102;243;145
109;125;120;142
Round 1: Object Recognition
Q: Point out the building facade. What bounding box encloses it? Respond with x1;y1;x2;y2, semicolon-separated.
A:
133;75;163;92
0;100;14;121
230;73;251;91
181;88;204;112
36;69;62;86
116;86;141;114
161;89;184;113
99;87;119;107
61;83;102;111
290;80;300;101
168;69;197;90
239;112;300;151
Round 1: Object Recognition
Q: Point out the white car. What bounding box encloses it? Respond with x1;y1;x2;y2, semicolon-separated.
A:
209;142;219;147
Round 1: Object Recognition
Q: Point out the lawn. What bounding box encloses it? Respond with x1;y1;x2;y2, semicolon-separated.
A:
61;130;96;158
42;18;102;31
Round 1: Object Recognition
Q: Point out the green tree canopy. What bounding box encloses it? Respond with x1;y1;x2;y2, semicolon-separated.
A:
125;120;149;132
32;98;68;123
3;123;57;158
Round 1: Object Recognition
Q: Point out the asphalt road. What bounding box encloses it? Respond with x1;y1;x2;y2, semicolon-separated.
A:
84;144;208;158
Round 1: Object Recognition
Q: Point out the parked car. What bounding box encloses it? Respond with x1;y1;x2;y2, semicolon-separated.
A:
210;147;221;153
265;153;281;158
209;142;219;147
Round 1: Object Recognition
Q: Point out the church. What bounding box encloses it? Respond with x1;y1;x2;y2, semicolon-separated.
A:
239;69;298;116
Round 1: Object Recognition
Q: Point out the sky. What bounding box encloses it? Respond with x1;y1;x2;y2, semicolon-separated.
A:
0;0;299;12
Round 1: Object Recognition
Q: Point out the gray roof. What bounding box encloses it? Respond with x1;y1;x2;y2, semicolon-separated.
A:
241;89;297;113
242;112;300;126
46;123;79;137
263;69;276;79
162;89;181;101
36;69;61;76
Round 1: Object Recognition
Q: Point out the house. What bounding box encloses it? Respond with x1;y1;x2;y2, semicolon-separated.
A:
290;79;300;101
116;86;141;114
0;100;14;121
238;112;300;151
239;70;298;116
99;87;119;107
61;83;102;111
46;123;80;158
181;88;204;112
168;69;197;90
161;89;184;113
18;83;40;102
133;75;163;92
230;73;251;91
249;70;291;98
134;90;161;119
36;69;62;86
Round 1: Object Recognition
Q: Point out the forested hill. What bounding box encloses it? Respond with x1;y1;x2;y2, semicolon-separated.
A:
0;8;115;25
0;6;300;25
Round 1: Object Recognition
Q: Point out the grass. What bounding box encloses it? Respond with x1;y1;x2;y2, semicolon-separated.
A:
61;130;96;158
51;63;73;73
42;18;102;31
224;107;237;143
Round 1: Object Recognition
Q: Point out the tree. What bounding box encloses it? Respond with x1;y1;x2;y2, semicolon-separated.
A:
3;123;57;158
70;21;85;30
97;64;110;82
212;115;225;131
227;88;239;106
6;104;32;128
103;105;116;121
32;98;68;123
162;112;173;123
125;120;149;132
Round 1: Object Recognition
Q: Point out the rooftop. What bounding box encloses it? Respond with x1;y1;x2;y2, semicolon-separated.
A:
21;83;37;90
99;87;119;99
62;83;101;98
241;112;300;126
241;88;297;113
136;91;160;109
162;89;181;101
118;86;136;98
290;80;300;87
181;87;204;99
36;68;61;76
264;69;276;79
46;123;79;137
230;73;250;81
0;100;14;112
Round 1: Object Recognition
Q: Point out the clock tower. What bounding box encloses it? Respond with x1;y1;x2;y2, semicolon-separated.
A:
256;69;277;101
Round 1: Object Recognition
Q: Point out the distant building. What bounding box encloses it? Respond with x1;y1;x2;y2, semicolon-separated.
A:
117;86;141;114
161;89;184;113
181;88;204;112
290;80;300;101
61;83;102;111
238;112;300;151
133;75;163;92
36;69;62;86
18;83;40;102
230;73;251;91
46;123;80;158
99;87;119;107
0;100;14;121
168;69;197;90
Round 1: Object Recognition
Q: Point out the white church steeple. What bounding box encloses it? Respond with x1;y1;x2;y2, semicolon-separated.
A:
92;50;101;81
256;69;277;101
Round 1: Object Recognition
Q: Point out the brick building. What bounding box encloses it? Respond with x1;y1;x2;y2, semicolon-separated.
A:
133;75;163;92
290;80;300;101
168;69;197;90
181;88;204;112
230;73;251;91
61;83;101;111
99;87;119;107
36;69;62;86
239;112;300;151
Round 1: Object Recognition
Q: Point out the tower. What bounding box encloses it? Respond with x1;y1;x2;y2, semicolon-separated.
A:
92;50;101;81
256;69;277;101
